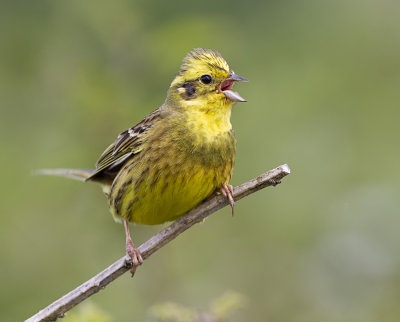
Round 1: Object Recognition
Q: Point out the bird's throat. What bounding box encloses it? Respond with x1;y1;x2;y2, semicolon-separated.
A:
185;106;232;141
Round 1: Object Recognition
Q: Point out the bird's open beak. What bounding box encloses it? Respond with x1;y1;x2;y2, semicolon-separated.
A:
220;73;249;102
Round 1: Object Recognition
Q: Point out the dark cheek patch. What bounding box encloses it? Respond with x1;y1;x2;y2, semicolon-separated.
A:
183;82;196;97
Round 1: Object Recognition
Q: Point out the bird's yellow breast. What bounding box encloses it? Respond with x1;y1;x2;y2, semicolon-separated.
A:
108;111;235;225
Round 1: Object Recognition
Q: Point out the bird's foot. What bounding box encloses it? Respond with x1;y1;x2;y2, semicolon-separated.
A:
126;239;143;277
220;184;235;216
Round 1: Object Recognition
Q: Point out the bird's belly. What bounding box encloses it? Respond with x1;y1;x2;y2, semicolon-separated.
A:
109;160;231;225
132;166;217;224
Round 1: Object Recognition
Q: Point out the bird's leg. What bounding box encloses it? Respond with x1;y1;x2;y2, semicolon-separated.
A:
220;184;235;216
124;219;143;277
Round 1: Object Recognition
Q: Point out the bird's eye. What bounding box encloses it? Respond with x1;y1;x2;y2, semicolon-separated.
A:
200;74;212;84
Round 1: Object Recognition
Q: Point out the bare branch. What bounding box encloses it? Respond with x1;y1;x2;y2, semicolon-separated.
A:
26;164;291;322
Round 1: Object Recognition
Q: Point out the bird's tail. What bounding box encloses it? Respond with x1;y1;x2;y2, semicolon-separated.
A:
33;168;95;182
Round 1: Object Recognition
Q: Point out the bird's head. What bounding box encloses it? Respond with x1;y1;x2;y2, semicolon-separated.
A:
167;48;248;112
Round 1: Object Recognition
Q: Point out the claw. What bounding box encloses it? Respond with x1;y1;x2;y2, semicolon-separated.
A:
126;239;143;276
220;184;235;216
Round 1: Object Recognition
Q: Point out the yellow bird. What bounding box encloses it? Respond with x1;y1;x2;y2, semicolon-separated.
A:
39;48;247;275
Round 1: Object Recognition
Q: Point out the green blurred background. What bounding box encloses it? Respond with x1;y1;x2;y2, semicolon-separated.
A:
1;0;400;321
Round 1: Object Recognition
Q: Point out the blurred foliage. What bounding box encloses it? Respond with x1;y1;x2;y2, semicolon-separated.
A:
64;302;111;322
148;291;246;322
62;292;245;322
1;0;400;321
149;303;197;322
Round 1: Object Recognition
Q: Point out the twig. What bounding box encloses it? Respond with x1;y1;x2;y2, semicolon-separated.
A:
26;164;291;322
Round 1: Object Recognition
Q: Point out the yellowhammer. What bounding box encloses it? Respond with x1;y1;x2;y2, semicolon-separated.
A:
39;48;247;275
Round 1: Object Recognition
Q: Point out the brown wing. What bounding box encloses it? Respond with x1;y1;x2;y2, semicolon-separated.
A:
86;108;161;183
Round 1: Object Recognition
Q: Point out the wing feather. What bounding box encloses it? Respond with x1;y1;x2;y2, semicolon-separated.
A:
86;108;161;182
